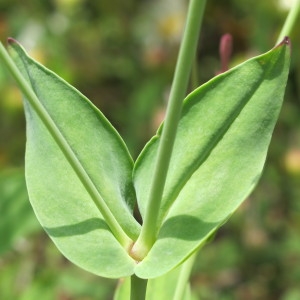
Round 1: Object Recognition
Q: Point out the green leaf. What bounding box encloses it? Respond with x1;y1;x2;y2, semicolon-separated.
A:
133;39;290;278
8;40;140;278
0;169;40;254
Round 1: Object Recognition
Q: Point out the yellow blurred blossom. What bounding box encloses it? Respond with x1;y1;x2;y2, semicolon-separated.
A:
158;12;185;42
284;148;300;174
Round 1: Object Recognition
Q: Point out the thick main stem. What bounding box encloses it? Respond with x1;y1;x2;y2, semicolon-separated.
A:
130;275;147;300
131;0;207;260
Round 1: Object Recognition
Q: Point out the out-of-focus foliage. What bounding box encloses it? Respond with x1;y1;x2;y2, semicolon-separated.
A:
0;169;40;255
0;0;299;299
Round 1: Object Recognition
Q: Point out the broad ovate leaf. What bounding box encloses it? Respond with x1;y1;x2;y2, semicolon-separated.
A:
133;38;290;278
8;40;140;278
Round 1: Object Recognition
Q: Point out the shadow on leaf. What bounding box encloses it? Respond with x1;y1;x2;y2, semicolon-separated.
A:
158;214;219;241
44;217;109;237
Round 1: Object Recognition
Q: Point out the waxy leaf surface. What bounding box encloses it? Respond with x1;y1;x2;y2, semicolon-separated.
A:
9;41;140;278
133;39;290;278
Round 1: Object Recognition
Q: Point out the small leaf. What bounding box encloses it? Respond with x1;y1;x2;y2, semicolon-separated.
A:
146;267;192;300
8;40;140;278
134;38;291;278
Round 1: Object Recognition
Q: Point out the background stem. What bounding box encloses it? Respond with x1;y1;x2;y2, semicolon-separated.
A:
173;252;197;300
132;0;207;260
276;0;300;44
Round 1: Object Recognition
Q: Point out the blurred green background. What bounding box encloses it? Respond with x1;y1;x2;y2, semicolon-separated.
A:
0;0;299;299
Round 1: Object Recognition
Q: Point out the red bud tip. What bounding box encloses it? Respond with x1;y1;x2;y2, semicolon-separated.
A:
217;33;233;74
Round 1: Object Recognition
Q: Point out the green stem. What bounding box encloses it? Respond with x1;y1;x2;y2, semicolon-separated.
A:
0;41;132;249
131;0;207;260
276;0;300;44
130;275;147;300
173;252;197;300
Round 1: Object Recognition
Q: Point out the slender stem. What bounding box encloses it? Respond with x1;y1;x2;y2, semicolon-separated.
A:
276;0;300;44
0;41;132;249
130;275;147;300
131;0;207;260
173;252;197;300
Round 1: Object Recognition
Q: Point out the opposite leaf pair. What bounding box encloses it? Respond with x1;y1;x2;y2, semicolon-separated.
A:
6;37;290;279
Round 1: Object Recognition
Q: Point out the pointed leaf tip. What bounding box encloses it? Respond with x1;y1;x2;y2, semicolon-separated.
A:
274;36;291;55
276;36;291;48
7;37;18;45
282;36;290;46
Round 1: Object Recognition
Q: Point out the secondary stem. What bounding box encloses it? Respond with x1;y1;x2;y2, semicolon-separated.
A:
0;41;132;249
130;275;147;300
276;0;300;44
131;0;207;260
